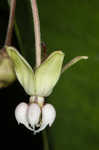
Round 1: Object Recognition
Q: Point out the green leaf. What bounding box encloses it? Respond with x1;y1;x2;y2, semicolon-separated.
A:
35;51;64;97
6;46;35;95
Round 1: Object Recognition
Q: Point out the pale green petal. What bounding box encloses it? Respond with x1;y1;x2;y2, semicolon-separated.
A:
6;46;35;95
35;51;64;97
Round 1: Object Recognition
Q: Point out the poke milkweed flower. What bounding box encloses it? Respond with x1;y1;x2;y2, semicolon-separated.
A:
6;46;88;134
6;46;64;134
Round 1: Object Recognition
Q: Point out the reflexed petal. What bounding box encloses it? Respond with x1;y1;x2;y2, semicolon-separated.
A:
6;46;35;95
35;104;56;133
15;102;33;131
35;51;64;97
27;103;41;130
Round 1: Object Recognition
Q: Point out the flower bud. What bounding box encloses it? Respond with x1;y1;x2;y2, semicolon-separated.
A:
0;50;16;88
27;103;41;130
15;102;32;130
35;104;56;133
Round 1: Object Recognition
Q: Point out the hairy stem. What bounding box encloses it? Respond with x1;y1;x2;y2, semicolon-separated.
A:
31;0;41;67
5;0;16;46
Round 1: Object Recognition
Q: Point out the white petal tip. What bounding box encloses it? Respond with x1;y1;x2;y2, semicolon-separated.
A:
35;104;56;133
27;103;41;129
15;102;34;131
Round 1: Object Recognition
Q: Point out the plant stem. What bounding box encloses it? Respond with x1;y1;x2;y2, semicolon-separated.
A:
42;130;50;150
31;1;49;149
5;0;16;46
31;0;41;67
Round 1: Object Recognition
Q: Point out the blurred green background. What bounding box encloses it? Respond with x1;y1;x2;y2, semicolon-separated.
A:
0;0;99;150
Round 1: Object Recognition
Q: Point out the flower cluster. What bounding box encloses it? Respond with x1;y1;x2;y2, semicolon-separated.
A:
15;96;56;134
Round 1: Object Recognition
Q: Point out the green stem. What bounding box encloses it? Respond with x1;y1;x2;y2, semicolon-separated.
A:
42;130;50;150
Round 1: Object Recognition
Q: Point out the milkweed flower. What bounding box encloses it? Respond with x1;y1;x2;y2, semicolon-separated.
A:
6;46;64;133
6;46;88;134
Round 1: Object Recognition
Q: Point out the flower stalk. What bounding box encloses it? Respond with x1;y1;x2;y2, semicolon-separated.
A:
31;0;41;67
5;0;16;46
0;0;16;88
